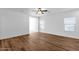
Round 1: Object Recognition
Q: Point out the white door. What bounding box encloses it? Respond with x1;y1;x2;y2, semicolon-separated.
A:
29;16;38;33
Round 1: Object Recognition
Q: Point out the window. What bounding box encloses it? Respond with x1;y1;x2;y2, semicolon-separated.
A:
64;17;76;31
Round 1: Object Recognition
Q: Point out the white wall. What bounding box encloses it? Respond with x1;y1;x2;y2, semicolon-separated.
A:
40;9;79;39
0;9;29;39
0;15;2;38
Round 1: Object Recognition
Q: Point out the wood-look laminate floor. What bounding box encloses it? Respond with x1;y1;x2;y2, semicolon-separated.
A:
0;32;79;51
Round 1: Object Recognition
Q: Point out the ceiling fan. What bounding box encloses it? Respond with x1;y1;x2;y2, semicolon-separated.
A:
33;8;48;15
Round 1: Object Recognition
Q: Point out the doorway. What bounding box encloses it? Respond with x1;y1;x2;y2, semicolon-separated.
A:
29;16;38;33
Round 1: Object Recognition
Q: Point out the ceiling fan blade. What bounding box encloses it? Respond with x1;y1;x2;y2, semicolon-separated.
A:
42;10;47;12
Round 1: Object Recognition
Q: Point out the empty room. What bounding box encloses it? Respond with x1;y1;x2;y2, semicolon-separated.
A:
0;8;79;51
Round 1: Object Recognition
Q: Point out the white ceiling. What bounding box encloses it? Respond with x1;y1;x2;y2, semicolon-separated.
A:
29;8;79;17
47;8;76;13
0;8;78;16
0;8;29;14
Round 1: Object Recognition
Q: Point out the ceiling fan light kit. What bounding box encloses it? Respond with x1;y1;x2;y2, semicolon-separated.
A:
35;8;47;15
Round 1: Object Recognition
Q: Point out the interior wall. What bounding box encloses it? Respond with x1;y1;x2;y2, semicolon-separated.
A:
0;15;2;38
40;9;79;39
0;9;29;39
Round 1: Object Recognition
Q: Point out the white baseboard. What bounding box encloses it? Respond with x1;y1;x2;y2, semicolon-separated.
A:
41;32;79;39
0;33;29;40
0;32;79;40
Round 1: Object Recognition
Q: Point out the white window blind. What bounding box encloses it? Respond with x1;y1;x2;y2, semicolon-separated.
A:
64;17;76;31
